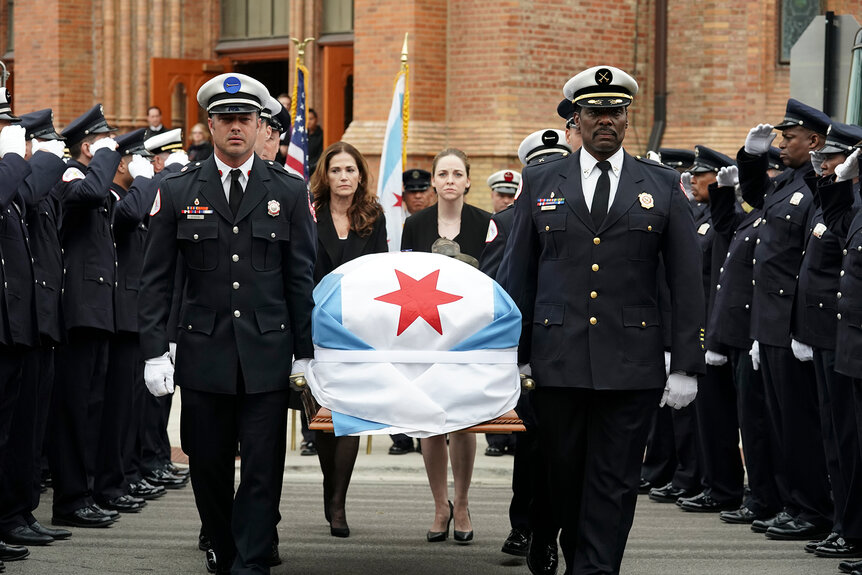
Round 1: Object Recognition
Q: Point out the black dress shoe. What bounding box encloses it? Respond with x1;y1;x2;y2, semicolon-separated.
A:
204;548;217;574
840;559;862;573
501;528;530;556
330;525;350;538
300;441;318;456
268;540;282;566
484;446;504;457
130;480;166;500
1;525;53;546
52;506;115;528
805;531;839;553
677;492;740;513
765;517;831;541
0;541;30;561
145;468;188;489
198;530;211;551
638;478;652;494
28;521;71;540
751;510;794;533
99;495;147;513
815;536;862;558
648;482;695;503
388;444;414;455
526;537;558;575
719;506;763;524
91;504;119;519
165;463;190;478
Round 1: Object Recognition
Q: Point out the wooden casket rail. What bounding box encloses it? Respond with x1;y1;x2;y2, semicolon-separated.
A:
301;388;526;434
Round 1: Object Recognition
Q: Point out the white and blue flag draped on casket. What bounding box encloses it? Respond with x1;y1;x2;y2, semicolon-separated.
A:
306;252;522;437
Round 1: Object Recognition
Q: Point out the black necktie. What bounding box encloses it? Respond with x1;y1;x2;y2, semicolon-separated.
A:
591;160;611;228
229;169;242;216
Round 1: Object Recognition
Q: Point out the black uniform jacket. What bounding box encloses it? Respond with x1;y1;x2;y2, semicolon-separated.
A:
111;176;159;334
22;152;67;344
479;203;514;279
401;202;492;260
738;150;816;348
0;153;34;346
57;150;122;333
313;207;387;284
500;150;705;390
819;178;862;377
138;155;316;395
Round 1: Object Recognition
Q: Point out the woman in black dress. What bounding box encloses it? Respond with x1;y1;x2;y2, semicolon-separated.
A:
401;148;491;543
310;141;387;537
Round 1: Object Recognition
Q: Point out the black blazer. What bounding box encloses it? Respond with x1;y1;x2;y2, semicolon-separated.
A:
313;207;388;284
401;202;492;260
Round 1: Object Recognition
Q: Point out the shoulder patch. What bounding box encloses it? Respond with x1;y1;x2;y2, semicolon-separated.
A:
485;219;498;243
149;189;161;216
62;167;85;182
110;189;121;202
514;178;523;201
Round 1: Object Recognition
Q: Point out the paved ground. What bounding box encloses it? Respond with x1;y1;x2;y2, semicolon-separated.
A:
5;403;852;574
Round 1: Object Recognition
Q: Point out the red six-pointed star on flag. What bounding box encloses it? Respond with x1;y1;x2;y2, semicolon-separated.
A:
374;269;463;335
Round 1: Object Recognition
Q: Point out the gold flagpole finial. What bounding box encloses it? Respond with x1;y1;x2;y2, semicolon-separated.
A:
400;33;409;69
290;37;316;66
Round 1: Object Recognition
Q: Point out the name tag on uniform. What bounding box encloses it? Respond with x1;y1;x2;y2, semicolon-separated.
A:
789;192;804;206
812;222;827;239
697;223;710;235
186;214;205;220
537;197;565;211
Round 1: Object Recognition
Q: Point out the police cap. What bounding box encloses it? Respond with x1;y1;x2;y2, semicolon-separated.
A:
197;73;270;114
657;148;694;170
115;128;153;158
820;122;862;155
563;66;638;109
487;170;521;194
773;98;830;136
557;98;575;122
403;169;431;192
518;129;572;166
19;109;63;140
62;104;117;146
145;128;183;155
690;145;735;173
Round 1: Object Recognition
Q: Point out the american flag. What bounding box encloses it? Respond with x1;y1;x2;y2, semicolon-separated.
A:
285;66;309;181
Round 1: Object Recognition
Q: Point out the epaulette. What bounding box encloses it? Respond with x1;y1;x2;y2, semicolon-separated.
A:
161;162;203;183
266;160;305;182
635;155;676;171
523;151;569;172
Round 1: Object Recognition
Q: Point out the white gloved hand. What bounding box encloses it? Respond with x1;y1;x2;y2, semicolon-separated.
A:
518;363;532;377
128;154;154;179
791;338;814;362
809;150;826;176
289;357;311;392
168;342;177;365
660;373;698;409
716;165;739;188
646;150;661;162
835;149;860;182
679;172;693;199
144;353;174;397
0;124;26;158
744;124;776;155
705;350;728;366
165;150;189;168
664;351;671;379
749;340;760;371
90;136;118;154
31;138;66;159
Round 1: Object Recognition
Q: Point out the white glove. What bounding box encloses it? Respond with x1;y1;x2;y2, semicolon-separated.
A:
835;149;860;182
165;150;189;168
168;342;177;365
646;150;661;162
716;165;739;188
31;138;65;159
809;150;826;177
749;340;760;371
660;373;698;409
680;172;693;199
705;350;728;366
144;353;174;397
128;154;154;179
90;136;118;154
791;339;814;362
664;351;671;379
0;124;26;158
744;124;776;155
289;357;311;392
518;363;532;376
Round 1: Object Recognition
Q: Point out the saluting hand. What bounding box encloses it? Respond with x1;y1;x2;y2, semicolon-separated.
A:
165;150;189;168
679;172;693;199
0;124;26;158
743;124;776;156
809;151;826;176
31;138;65;159
716;165;739;188
90;136;118;154
835;149;860;182
129;154;154;180
144;352;175;397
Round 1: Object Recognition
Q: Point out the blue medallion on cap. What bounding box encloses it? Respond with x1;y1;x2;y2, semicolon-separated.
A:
223;76;242;94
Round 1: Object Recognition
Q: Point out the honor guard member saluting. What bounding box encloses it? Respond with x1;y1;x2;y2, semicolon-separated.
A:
50;104;123;529
0;108;70;553
138;73;316;574
500;66;705;575
146;128;187;175
677;146;746;514
737;98;834;540
795;122;862;558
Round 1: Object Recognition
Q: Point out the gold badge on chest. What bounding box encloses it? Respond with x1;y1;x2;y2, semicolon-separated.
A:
639;193;654;209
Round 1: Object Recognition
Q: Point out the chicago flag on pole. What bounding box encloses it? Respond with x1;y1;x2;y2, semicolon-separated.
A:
284;67;309;181
376;74;406;251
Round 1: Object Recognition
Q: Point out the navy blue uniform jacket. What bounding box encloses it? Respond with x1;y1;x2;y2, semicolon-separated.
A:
500;150;705;390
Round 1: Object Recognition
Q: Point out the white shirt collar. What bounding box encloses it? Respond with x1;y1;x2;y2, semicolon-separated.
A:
580;146;625;178
214;153;255;190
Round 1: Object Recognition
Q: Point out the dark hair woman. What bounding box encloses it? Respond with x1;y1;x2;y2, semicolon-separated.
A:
400;148;491;544
310;141;387;537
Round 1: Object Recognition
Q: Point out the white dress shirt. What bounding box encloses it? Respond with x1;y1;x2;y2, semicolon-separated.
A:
214;153;254;202
579;146;625;212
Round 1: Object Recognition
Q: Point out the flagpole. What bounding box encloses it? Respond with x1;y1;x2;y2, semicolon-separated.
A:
289;37;315;125
400;33;409;168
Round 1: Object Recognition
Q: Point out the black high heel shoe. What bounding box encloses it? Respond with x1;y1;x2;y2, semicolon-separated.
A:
426;500;453;542
330;524;350;538
453;507;473;544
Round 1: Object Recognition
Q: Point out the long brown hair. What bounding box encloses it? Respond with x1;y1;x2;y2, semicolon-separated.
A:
310;142;382;238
